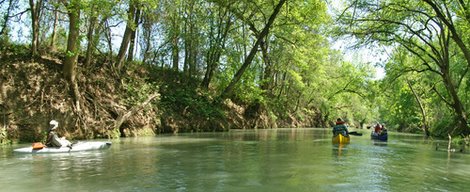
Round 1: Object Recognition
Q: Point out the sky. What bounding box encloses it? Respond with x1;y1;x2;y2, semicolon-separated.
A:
332;40;388;80
327;0;388;80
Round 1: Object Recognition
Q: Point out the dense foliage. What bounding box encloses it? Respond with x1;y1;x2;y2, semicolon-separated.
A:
1;0;469;143
334;0;470;137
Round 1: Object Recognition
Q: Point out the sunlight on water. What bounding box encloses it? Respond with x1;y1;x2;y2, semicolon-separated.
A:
1;129;469;191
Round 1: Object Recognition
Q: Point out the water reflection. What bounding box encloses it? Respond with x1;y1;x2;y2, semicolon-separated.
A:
372;140;388;146
1;129;470;191
0;150;110;191
332;144;348;158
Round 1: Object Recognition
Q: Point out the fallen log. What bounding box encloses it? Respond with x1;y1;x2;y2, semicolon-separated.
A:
113;92;160;134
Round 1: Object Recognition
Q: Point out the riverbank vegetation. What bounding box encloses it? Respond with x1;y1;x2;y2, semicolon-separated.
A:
334;0;470;142
0;0;469;144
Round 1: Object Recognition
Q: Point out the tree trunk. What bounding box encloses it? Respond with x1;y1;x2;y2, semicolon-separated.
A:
104;20;113;61
201;40;216;88
171;17;180;71
116;2;136;72
183;21;190;77
439;29;469;135
141;13;152;64
127;8;141;63
0;0;15;36
441;70;469;135
85;9;97;66
244;11;273;94
63;0;82;111
49;5;59;52
220;0;286;99
186;0;198;80
423;0;470;71
188;25;197;80
29;0;43;57
114;92;159;136
201;10;232;89
416;2;470;135
277;71;287;100
260;38;273;93
407;81;430;137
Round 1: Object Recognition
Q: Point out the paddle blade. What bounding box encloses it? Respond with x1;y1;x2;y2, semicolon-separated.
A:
349;131;363;136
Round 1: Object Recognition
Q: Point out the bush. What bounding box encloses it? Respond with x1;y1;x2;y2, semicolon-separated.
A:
431;117;456;137
160;84;224;120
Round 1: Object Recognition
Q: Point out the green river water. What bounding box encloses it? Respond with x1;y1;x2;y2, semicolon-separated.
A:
1;128;469;192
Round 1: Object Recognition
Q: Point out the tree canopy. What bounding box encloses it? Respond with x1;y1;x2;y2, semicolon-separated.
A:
1;0;470;141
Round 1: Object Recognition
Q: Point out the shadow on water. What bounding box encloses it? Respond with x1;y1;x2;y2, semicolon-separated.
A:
372;140;388;146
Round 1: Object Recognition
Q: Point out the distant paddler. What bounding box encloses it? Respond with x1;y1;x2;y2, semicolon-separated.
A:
332;118;350;144
332;118;349;137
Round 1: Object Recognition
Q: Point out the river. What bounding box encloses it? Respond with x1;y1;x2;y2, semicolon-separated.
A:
1;128;469;191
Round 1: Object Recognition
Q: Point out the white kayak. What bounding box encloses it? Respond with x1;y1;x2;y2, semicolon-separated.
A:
14;141;112;153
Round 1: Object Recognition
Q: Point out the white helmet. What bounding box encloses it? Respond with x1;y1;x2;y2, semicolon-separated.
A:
49;120;59;130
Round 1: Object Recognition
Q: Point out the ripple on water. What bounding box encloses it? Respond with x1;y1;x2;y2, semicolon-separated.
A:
2;130;470;191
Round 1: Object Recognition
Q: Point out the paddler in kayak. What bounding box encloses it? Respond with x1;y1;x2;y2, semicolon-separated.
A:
374;122;382;134
46;120;72;148
332;118;349;136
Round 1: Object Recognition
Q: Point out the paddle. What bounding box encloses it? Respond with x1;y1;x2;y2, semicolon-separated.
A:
349;131;363;136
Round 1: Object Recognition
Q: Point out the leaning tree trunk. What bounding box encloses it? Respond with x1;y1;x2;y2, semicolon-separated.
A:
116;2;136;72
442;71;469;135
220;0;286;99
0;0;15;36
407;81;430;137
246;20;273;93
114;92;159;137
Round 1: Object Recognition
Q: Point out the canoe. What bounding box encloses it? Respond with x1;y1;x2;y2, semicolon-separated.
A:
371;131;388;141
332;134;350;144
13;141;112;154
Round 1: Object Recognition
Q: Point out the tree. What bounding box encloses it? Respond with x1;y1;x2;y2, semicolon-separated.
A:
220;0;287;99
84;1;98;66
116;0;141;72
48;1;59;51
29;0;44;56
423;0;470;69
200;2;232;89
407;80;430;137
336;0;470;136
160;0;182;71
62;0;82;111
140;10;159;64
126;5;141;63
0;0;19;37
